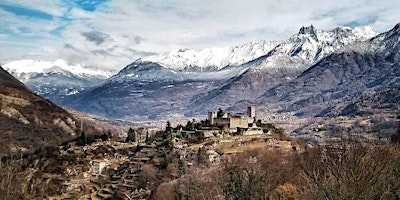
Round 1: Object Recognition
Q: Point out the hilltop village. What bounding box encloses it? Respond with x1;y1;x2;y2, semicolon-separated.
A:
87;106;280;176
2;106;291;199
5;104;398;200
2;106;400;200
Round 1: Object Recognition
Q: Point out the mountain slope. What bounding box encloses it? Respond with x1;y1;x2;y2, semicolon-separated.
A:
61;40;278;120
187;26;376;114
63;61;223;119
0;65;78;156
255;23;400;117
54;25;379;120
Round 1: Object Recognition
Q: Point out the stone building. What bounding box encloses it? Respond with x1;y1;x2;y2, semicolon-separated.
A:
91;159;108;175
208;106;257;133
208;111;217;125
243;123;264;135
247;106;256;119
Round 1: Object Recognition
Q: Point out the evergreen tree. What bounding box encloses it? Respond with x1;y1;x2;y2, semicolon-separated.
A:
163;121;173;140
185;119;197;131
166;121;172;133
390;115;400;144
204;119;210;126
217;108;224;118
126;128;136;142
176;124;184;131
145;131;149;144
76;131;87;146
100;132;109;141
197;147;208;164
224;165;244;200
178;159;186;175
256;119;262;127
185;120;193;131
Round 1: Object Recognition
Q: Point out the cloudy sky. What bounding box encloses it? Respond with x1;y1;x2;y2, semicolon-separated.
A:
0;0;399;70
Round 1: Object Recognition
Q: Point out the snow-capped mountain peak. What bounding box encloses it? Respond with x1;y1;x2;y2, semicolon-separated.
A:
139;25;375;74
298;24;317;35
350;26;376;38
141;40;280;71
2;59;116;103
3;59;113;80
251;25;377;71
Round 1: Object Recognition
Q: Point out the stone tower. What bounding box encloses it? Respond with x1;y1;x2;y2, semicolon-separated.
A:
247;106;255;118
208;111;217;125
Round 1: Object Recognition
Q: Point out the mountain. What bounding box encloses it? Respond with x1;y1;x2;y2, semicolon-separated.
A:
142;41;280;71
61;41;280;120
61;61;221;120
0;65;79;156
37;25;381;120
3;59;113;105
186;25;376;115
254;23;400;117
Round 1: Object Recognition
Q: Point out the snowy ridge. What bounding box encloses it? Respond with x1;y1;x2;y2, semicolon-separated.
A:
343;22;400;54
3;59;114;80
111;25;377;87
140;26;375;74
251;25;377;70
109;60;250;83
253;23;400;118
142;41;279;71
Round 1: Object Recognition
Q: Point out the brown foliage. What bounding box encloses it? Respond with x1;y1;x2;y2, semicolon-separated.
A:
0;158;63;200
296;142;400;199
221;149;298;200
175;148;299;200
138;164;159;189
175;167;225;200
270;183;300;200
175;141;400;200
153;182;178;200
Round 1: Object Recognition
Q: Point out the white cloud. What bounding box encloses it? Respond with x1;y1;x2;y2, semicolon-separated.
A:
1;0;400;70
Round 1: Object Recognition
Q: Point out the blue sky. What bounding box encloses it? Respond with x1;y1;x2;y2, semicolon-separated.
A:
0;0;399;70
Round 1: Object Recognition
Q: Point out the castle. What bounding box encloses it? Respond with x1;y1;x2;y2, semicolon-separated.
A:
208;106;260;134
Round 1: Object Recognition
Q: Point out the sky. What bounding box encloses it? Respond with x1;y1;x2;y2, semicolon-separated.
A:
0;0;399;71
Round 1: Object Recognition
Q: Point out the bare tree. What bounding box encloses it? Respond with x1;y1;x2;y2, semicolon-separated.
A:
297;141;400;199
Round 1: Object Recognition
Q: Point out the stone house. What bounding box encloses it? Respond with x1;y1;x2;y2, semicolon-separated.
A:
91;159;108;175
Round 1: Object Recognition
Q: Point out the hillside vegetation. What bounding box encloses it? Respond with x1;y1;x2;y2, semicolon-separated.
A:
0;66;91;156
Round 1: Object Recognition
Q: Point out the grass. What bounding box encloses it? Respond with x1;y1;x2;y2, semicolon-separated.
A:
186;140;216;151
217;141;268;154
